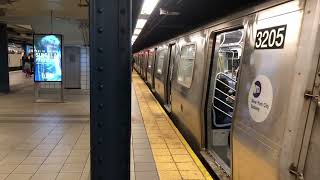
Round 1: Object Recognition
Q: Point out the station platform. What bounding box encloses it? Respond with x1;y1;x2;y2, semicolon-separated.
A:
0;71;211;180
131;72;212;180
0;71;90;180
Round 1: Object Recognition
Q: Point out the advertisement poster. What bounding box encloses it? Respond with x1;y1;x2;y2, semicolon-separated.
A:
26;45;33;55
34;34;62;82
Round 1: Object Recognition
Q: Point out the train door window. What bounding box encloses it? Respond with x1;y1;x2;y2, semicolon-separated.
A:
177;44;196;88
156;50;165;75
207;29;244;170
144;53;148;79
148;52;153;73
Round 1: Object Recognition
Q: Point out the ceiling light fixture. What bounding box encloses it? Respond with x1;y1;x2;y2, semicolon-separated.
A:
159;8;180;16
131;0;160;44
141;0;159;15
136;19;147;29
133;28;142;35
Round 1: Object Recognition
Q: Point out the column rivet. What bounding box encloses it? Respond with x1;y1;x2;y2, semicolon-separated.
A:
97;66;104;71
98;84;104;90
97;121;103;127
98;138;103;144
98;103;104;108
98;27;104;33
98;8;104;13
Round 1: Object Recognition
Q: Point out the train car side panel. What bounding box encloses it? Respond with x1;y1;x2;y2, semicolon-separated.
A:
232;2;304;180
171;30;208;148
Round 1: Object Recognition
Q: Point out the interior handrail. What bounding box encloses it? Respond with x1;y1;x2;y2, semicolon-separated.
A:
214;96;234;110
216;78;236;92
215;88;235;101
213;106;233;119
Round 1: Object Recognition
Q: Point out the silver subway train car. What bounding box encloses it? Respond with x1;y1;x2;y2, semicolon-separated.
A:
133;0;320;179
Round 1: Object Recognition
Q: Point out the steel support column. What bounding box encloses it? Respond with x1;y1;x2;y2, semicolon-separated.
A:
90;0;132;179
0;24;9;93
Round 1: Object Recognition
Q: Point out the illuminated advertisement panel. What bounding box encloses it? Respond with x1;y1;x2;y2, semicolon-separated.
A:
34;34;62;82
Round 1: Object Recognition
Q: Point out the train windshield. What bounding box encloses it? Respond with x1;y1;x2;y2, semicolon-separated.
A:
207;28;244;170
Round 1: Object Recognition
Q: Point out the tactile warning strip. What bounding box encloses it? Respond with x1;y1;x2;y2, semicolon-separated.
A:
132;73;213;180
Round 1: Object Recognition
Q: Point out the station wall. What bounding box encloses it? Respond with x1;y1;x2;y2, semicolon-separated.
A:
8;53;22;69
80;47;90;90
39;46;90;90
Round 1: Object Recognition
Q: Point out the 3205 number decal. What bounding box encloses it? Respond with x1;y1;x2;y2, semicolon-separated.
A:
255;25;287;49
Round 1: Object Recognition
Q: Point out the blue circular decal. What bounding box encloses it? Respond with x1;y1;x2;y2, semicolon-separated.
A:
253;81;262;98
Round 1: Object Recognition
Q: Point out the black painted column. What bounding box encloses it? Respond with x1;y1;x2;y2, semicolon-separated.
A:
90;0;132;179
0;24;9;93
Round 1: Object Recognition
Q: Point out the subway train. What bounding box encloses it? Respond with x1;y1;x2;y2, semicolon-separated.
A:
133;0;320;179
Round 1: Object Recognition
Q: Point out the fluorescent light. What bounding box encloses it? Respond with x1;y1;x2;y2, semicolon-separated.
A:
134;28;142;35
141;0;160;15
136;19;147;29
132;0;160;45
131;36;137;44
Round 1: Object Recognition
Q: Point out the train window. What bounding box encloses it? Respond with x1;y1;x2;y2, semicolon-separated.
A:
156;50;165;75
177;44;196;88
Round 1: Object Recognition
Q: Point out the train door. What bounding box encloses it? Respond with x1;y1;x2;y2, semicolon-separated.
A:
141;54;145;79
136;55;140;74
154;47;168;104
164;44;176;111
206;28;244;174
141;52;146;80
144;52;148;81
139;54;143;75
146;53;149;80
151;48;157;91
295;56;320;180
143;52;146;80
146;49;155;88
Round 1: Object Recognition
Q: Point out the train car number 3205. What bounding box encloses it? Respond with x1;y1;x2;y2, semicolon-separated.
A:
255;25;287;49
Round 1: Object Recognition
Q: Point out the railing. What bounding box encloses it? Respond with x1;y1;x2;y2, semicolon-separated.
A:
212;72;237;128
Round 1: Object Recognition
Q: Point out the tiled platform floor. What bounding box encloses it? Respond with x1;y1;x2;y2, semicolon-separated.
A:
0;71;212;180
0;72;90;180
132;72;212;180
0;122;90;180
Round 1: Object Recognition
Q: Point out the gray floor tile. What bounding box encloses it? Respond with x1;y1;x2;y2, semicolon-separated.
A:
133;143;151;149
133;149;153;156
135;171;159;180
134;162;157;172
134;154;155;163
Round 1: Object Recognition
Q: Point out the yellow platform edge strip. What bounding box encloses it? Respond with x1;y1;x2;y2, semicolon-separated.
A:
139;80;213;180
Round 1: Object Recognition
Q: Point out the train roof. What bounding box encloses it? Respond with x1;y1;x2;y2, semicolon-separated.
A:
132;0;291;53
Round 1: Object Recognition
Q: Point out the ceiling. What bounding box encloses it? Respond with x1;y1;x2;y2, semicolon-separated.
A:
7;24;33;44
132;0;144;31
0;0;87;20
0;0;143;45
0;0;89;45
132;0;279;52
